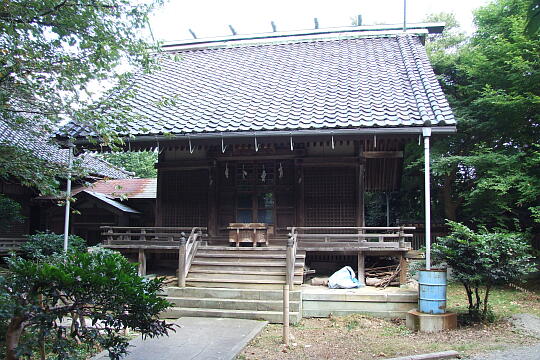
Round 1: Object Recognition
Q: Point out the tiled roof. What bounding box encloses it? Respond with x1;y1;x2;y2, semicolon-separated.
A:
0;121;132;179
83;178;156;199
61;33;454;138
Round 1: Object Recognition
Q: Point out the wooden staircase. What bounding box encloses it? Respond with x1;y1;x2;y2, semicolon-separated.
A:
160;245;306;323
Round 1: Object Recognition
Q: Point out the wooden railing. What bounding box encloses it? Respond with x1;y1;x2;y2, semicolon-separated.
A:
0;237;27;253
287;226;415;251
100;226;207;283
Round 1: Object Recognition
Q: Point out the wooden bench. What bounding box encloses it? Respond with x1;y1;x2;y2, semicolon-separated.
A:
228;223;268;247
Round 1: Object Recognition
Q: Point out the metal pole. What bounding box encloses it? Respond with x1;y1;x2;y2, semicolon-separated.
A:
423;127;432;270
403;0;407;32
63;143;74;253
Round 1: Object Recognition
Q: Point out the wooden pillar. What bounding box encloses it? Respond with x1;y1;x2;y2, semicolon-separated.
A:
178;235;187;287
138;248;146;276
357;142;365;227
207;165;217;237
155;169;163;226
357;252;365;285
399;253;408;285
295;160;305;227
282;284;290;345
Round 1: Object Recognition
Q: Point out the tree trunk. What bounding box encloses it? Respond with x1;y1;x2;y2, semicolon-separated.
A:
6;316;25;360
483;284;492;316
442;173;459;221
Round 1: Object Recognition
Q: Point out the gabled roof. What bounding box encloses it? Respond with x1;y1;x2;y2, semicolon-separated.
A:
0;121;132;179
61;29;455;140
83;191;140;214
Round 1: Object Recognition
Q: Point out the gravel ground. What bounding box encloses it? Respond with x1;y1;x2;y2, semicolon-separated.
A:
468;343;540;360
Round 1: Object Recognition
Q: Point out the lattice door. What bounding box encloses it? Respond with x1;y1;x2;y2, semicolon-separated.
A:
160;169;208;226
304;167;357;226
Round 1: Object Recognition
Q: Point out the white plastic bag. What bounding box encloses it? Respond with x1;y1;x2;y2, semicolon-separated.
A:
328;266;362;289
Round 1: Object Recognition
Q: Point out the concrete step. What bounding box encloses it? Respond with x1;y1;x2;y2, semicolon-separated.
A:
185;279;302;289
160;307;301;324
163;286;302;301
166;296;301;312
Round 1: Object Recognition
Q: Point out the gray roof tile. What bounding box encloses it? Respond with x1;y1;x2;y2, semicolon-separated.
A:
61;34;454;138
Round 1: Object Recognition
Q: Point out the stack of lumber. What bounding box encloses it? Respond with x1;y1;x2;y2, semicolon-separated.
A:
365;264;401;288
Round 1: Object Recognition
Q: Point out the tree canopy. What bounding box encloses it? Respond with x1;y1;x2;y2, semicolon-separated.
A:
102;151;157;178
0;0;163;194
399;0;540;235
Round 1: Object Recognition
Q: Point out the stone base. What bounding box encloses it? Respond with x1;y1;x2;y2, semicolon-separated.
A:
406;309;457;332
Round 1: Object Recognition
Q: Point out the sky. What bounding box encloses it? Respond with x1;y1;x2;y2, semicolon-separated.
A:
149;0;491;43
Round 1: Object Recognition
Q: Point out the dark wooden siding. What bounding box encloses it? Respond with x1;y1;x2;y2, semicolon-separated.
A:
303;167;357;226
160;169;209;227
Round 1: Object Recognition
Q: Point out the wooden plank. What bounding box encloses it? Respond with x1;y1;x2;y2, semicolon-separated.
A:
363;151;404;159
358;252;365;284
138;248;146;276
399;254;408;285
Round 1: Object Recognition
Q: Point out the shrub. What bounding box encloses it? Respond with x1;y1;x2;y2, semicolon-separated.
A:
0;249;173;360
433;221;535;322
20;232;86;259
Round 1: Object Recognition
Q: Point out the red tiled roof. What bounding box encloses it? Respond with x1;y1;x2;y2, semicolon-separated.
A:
84;178;156;199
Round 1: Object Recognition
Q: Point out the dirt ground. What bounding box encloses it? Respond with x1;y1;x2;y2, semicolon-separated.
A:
239;282;540;360
239;315;537;360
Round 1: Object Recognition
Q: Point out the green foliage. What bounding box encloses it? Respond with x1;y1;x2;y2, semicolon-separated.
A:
0;195;24;232
525;0;540;36
0;248;173;359
0;0;164;194
20;232;86;259
401;2;540;231
102;151;157;178
433;221;535;321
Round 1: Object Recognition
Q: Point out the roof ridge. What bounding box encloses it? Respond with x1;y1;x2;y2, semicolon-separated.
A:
395;34;434;125
404;35;447;124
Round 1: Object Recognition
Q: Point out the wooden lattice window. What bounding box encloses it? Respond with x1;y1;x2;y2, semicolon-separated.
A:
304;167;357;226
160;169;208;226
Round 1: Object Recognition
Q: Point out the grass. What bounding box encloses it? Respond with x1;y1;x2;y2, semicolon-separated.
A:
239;282;540;360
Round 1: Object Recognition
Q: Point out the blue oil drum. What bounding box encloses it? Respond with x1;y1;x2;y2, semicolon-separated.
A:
418;269;447;314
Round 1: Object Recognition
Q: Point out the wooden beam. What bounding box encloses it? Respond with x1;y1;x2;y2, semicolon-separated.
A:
138;248;146;276
399;254;408;285
357;252;365;284
295;160;305;227
363;151;404;159
357;143;365;227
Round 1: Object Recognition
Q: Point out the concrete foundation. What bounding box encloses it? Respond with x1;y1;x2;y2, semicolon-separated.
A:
406;309;457;332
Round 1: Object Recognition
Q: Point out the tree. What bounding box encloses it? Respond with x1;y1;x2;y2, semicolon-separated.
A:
525;0;540;36
433;221;534;322
0;0;163;194
0;248;173;360
19;232;86;259
102;151;157;178
401;2;540;232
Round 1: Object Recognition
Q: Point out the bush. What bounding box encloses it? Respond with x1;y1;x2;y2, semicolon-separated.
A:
20;232;86;259
0;249;173;359
433;221;535;322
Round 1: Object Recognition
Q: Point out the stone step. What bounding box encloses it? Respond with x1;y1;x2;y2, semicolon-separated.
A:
189;268;304;276
187;271;303;282
166;296;301;312
163;286;302;301
160;307;301;324
185;279;302;289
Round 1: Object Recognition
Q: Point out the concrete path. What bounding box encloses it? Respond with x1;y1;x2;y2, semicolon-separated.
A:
468;343;540;360
93;317;267;360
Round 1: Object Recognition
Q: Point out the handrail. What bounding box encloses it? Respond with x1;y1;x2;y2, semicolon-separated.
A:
286;227;299;290
178;227;205;287
285;226;415;249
